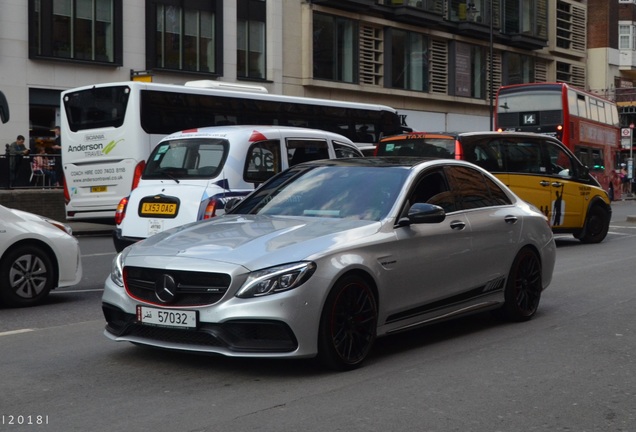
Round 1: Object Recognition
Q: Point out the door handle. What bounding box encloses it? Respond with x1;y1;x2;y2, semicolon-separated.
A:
449;220;466;230
504;215;518;224
551;182;563;188
539;180;551;187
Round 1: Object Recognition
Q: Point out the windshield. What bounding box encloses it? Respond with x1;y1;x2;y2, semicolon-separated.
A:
63;85;130;132
143;138;229;180
377;137;455;158
234;165;407;221
497;90;563;113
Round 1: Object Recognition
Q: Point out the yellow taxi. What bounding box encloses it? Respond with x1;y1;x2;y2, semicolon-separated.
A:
376;131;612;243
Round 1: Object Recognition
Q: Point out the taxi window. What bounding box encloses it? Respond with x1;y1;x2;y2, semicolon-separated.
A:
244;139;282;183
546;140;574;177
503;140;545;174
377;136;455;158
287;139;330;165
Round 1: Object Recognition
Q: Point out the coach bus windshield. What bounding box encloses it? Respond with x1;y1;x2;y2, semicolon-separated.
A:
63;85;131;132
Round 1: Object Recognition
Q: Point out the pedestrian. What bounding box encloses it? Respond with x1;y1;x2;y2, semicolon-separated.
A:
8;134;29;186
32;146;59;186
620;163;630;195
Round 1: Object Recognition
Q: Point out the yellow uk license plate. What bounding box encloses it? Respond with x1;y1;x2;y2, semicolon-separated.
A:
140;202;178;216
91;186;108;193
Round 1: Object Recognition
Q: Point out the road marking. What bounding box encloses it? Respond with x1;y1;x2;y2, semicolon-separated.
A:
51;288;104;294
0;329;34;337
81;252;117;258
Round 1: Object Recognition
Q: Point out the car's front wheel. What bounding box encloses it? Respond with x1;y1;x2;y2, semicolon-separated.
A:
317;275;378;371
499;248;542;322
0;244;55;307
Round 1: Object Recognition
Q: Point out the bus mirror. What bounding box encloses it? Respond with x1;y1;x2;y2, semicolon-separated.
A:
0;91;9;124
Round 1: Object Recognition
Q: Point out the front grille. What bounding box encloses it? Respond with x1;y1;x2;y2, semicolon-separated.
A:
124;266;231;306
124;323;224;347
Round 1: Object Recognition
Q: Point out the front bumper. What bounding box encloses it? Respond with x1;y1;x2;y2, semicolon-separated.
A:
103;303;298;353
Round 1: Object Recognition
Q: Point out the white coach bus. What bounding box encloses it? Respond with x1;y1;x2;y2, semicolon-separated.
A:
60;80;404;220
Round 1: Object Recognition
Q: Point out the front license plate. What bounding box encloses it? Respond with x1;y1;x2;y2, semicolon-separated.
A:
140;202;178;216
137;306;198;329
91;186;107;193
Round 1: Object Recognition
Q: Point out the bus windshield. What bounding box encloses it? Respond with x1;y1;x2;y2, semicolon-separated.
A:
63;85;131;132
497;91;562;113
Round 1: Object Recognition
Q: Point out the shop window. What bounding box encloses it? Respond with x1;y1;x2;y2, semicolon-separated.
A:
146;0;220;74
313;12;358;83
29;0;122;64
237;0;266;80
453;42;485;98
388;29;429;92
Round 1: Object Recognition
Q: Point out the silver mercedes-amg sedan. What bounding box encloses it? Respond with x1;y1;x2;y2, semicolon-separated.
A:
102;158;556;370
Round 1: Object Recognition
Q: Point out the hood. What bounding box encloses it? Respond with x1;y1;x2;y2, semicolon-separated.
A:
129;215;382;270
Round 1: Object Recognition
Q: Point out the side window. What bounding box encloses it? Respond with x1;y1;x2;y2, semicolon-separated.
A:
503;139;545;174
244;139;281;183
463;138;504;172
409;170;458;213
333;141;363;158
445;165;505;210
287;139;330;166
546;141;574;178
483;175;513;206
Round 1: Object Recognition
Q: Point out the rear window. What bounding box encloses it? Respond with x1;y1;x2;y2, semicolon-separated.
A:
377;135;455;158
143;138;229;180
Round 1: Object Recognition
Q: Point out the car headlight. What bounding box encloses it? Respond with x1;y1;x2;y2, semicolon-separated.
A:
110;247;130;287
236;262;317;299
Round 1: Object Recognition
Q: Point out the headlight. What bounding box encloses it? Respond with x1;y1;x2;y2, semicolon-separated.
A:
110;248;130;287
236;262;316;299
45;218;72;235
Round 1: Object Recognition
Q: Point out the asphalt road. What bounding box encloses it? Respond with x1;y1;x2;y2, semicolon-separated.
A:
1;202;635;431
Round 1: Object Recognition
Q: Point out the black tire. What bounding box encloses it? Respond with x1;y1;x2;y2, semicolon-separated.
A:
317;275;378;371
578;205;610;244
499;248;542;322
0;244;55;307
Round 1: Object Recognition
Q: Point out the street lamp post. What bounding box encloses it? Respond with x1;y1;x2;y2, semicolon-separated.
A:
489;0;494;131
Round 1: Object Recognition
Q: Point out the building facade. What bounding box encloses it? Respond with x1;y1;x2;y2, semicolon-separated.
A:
1;0;594;147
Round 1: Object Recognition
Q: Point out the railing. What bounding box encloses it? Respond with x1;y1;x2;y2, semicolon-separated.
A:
1;152;63;190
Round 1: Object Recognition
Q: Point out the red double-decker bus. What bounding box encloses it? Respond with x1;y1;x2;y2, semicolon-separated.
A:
495;82;623;199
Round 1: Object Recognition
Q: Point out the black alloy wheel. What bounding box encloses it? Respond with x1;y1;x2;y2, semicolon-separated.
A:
317;275;378;371
500;248;542;322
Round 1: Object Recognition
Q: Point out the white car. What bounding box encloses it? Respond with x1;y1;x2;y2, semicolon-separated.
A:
0;206;82;307
112;125;363;252
102;158;555;370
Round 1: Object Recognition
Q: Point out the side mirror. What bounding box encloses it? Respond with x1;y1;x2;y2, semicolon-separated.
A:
224;197;244;213
0;91;9;124
397;202;446;226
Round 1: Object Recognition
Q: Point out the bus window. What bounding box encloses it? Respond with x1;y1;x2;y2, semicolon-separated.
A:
577;94;587;119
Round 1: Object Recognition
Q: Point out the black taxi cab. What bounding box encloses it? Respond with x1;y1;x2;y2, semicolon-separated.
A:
376;131;612;243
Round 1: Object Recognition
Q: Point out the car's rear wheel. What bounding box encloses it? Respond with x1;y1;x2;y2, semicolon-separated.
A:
317;275;377;371
499;248;542;322
578;205;610;244
0;245;55;307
